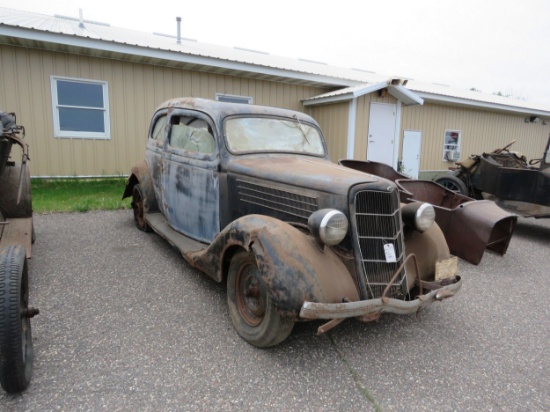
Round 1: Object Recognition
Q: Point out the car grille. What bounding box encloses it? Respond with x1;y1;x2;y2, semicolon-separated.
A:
237;179;318;220
353;188;406;299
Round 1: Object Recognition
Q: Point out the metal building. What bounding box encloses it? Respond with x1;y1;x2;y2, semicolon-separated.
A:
1;7;549;178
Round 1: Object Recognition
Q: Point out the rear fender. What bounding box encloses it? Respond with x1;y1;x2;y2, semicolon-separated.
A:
0;162;31;218
122;159;158;214
186;215;360;318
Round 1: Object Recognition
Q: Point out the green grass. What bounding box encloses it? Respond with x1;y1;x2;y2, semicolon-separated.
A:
31;178;132;213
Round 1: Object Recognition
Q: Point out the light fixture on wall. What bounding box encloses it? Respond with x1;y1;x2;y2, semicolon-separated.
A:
525;116;540;123
378;88;388;97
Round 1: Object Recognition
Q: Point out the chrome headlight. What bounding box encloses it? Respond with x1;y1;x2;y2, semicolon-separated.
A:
401;202;435;232
308;209;349;246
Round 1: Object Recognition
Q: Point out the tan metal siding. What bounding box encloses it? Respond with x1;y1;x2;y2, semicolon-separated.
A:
402;103;550;171
0;45;326;176
307;102;349;162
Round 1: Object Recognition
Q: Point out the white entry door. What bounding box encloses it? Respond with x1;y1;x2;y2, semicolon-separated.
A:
367;103;397;166
401;130;422;179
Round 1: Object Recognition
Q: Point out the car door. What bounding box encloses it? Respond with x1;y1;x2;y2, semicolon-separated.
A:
161;110;220;243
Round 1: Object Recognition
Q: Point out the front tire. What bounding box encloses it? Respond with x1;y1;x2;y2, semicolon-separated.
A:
0;245;33;393
227;250;294;348
131;184;151;232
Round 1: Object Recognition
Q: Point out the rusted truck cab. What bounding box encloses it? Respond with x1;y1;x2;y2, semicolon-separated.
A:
437;136;550;218
123;98;461;347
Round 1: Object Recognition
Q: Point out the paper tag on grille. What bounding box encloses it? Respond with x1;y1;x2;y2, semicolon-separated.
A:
383;244;397;263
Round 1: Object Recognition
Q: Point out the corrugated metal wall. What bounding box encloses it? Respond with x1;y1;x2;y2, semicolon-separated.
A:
402;103;550;171
0;44;326;177
2;43;549;177
307;101;349;162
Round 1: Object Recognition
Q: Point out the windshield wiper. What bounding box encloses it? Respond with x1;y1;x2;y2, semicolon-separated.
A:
293;114;310;145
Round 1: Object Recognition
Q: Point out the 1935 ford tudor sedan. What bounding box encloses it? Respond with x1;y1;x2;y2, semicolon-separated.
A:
123;98;462;347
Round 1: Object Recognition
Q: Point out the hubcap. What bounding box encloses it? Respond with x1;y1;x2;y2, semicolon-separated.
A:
236;264;266;327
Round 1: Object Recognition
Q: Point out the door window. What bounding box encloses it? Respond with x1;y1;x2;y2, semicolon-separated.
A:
149;114;168;147
168;116;216;155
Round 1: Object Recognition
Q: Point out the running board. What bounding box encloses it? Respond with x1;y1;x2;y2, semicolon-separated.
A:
145;213;207;254
0;217;33;258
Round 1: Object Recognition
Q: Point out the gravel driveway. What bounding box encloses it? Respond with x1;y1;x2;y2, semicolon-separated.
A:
1;210;549;411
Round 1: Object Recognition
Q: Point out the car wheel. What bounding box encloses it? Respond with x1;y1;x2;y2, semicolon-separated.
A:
0;245;34;393
435;175;468;195
132;184;151;232
227;250;294;348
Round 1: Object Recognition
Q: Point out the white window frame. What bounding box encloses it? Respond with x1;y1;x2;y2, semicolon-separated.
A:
442;129;461;162
215;93;253;104
51;76;111;139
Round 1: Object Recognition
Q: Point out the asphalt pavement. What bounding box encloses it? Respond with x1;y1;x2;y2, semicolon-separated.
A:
1;210;549;411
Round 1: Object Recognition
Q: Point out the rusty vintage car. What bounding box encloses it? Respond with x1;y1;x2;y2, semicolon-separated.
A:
123;98;462;347
435;136;550;218
0;112;38;393
339;160;517;265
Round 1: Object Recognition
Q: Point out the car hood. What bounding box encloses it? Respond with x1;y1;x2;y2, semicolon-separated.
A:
226;155;386;196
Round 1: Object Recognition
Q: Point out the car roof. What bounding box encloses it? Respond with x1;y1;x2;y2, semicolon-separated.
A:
156;97;320;125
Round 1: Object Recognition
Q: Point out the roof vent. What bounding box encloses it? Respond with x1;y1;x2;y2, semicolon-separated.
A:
79;9;84;28
176;17;181;45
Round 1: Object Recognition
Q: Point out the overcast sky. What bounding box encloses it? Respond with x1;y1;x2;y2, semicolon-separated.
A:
3;0;550;106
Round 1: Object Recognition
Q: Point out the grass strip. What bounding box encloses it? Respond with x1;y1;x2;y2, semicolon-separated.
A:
31;178;132;213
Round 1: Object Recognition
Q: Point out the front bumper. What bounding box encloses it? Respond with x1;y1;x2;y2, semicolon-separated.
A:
299;276;462;321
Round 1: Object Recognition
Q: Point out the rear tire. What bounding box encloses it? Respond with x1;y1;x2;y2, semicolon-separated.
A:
435;175;468;195
0;245;33;393
132;184;151;232
227;250;294;348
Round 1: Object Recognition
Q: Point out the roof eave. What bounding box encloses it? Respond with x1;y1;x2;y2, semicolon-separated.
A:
414;91;550;117
303;82;424;107
0;24;358;89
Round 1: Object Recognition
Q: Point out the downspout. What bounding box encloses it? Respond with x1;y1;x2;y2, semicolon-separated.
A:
346;98;357;158
393;100;402;170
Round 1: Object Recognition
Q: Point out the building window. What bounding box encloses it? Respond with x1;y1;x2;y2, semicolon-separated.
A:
443;130;461;162
51;76;110;139
215;93;253;104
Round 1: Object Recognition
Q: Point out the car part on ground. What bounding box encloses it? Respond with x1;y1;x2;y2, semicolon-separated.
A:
123;98;461;347
0;112;38;393
435;136;550;218
339;159;517;265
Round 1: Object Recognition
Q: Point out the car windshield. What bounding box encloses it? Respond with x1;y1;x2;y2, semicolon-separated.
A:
224;116;325;155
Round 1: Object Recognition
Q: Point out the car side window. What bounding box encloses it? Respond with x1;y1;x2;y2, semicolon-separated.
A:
168;116;216;154
150;114;167;147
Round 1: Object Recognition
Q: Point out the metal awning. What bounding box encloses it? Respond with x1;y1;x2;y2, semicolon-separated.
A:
303;80;424;106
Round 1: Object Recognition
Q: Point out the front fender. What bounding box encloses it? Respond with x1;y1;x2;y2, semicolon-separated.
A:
403;222;452;284
186;215;360;318
122;159;158;214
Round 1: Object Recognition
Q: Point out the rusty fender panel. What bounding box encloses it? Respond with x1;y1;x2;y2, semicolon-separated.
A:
444;200;517;265
122;159;159;214
403;223;452;284
0;162;32;218
186;215;359;317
